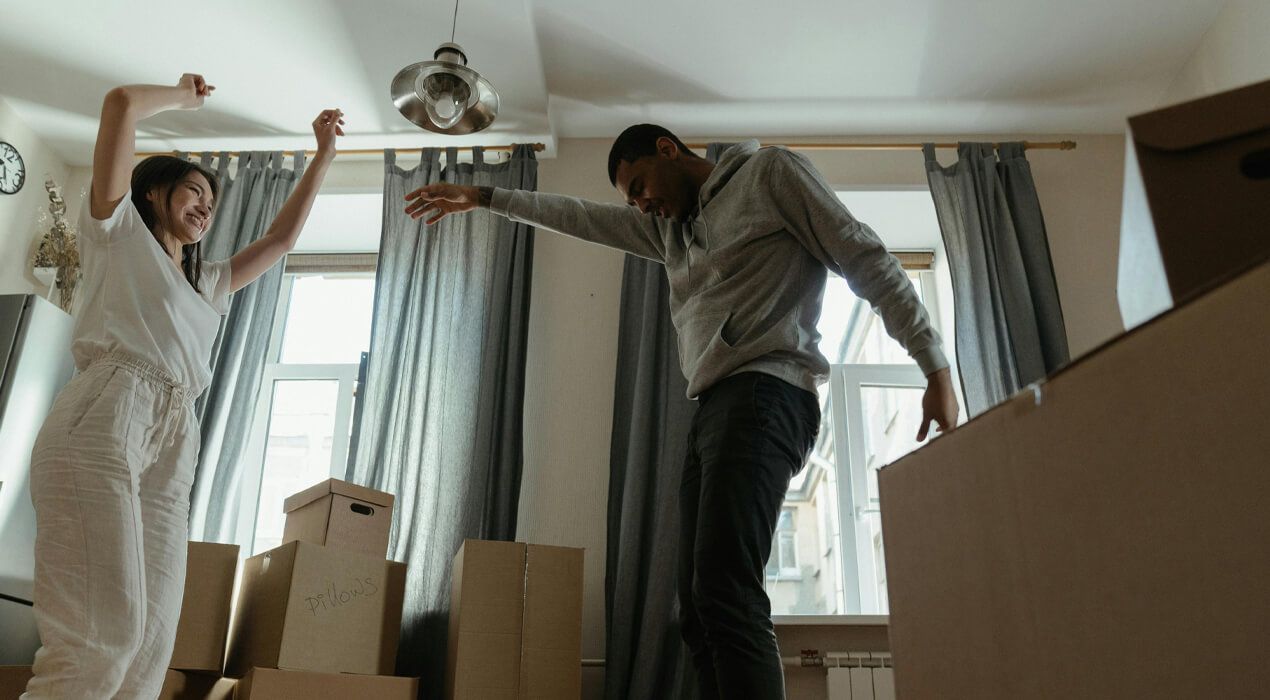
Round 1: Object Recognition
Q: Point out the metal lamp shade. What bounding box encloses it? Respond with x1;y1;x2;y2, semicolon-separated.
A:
391;46;499;135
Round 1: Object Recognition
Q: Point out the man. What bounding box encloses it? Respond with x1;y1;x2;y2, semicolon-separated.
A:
405;125;959;699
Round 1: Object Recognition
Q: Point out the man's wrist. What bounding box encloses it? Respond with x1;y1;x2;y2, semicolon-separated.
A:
477;186;493;207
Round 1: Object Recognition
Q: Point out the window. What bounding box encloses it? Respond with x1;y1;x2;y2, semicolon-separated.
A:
765;189;963;616
766;508;801;579
233;264;377;555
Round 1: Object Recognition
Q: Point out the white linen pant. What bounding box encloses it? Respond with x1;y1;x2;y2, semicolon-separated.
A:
23;352;199;700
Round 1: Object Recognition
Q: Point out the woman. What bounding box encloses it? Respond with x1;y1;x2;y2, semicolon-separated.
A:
22;73;343;699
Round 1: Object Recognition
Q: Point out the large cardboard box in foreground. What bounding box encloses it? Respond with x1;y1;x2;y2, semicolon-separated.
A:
236;667;418;699
169;541;239;672
225;540;406;678
0;666;235;699
1118;77;1270;328
879;260;1270;699
445;539;584;700
283;478;395;557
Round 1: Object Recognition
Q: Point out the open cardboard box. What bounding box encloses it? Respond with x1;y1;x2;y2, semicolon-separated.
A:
880;258;1270;698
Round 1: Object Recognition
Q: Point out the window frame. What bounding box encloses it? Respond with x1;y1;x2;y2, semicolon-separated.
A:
767;506;802;580
828;362;927;614
770;265;947;619
231;264;376;554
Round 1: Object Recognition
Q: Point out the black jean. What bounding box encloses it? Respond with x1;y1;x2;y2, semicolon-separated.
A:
678;372;821;700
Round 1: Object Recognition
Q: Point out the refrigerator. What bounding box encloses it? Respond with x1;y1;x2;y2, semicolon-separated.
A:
0;294;75;664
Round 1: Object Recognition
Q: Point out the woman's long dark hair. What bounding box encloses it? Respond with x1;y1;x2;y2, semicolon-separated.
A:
130;156;219;293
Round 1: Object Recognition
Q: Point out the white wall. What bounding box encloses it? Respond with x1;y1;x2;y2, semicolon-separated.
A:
0;97;83;297
1161;0;1270;104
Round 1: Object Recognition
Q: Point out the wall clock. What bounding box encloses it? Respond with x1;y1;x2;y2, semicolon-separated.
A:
1;141;26;195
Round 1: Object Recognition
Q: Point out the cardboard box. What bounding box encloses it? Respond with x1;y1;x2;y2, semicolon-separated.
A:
283;478;395;557
446;540;524;699
1118;77;1270;328
169;541;239;672
445;540;584;700
154;670;236;700
519;544;585;699
237;667;418;699
0;666;235;699
879;259;1270;699
0;667;30;700
224;540;406;678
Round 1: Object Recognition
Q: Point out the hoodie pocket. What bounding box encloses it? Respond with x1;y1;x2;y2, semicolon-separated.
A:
676;312;736;371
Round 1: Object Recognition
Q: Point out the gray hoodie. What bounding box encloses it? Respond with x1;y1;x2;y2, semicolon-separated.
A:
490;140;948;398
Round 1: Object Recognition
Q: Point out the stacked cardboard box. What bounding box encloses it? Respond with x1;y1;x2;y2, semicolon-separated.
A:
2;541;239;698
226;479;416;698
445;539;585;700
170;541;239;674
282;478;395;553
0;666;236;700
882;82;1270;699
237;667;418;699
1118;77;1270;327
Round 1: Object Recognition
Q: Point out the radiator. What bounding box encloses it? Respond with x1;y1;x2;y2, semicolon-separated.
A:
784;651;895;700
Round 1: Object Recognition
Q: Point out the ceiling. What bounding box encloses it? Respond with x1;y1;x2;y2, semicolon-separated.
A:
0;0;1227;166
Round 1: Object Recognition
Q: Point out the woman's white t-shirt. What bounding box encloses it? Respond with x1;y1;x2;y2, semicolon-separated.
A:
72;191;233;394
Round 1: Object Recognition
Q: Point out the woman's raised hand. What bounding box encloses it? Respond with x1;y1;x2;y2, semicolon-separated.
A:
313;109;345;156
175;73;214;110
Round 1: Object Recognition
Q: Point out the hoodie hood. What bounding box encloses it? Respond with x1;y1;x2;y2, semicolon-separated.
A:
698;140;761;208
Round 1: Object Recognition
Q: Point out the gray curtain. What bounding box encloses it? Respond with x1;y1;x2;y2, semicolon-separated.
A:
603;142;734;700
188;151;304;543
923;142;1069;417
345;146;535;697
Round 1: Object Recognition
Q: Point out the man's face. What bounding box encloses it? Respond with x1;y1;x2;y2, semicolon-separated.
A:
614;140;695;221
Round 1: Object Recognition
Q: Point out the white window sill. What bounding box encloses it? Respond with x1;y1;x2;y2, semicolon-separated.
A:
772;614;888;626
766;572;803;581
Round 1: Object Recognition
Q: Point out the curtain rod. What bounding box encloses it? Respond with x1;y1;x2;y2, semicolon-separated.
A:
685;140;1077;151
138;139;1076;158
135;143;547;158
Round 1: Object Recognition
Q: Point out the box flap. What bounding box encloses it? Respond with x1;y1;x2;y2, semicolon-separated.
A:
1130;78;1270;152
282;478;395;513
520;544;584;699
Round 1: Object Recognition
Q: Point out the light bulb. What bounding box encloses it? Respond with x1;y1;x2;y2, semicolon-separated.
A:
419;71;473;131
425;91;466;129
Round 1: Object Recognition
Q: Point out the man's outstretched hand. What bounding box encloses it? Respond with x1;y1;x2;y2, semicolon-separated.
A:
917;367;959;441
403;184;486;224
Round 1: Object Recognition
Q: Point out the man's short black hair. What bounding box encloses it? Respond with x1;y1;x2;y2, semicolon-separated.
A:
607;124;698;186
